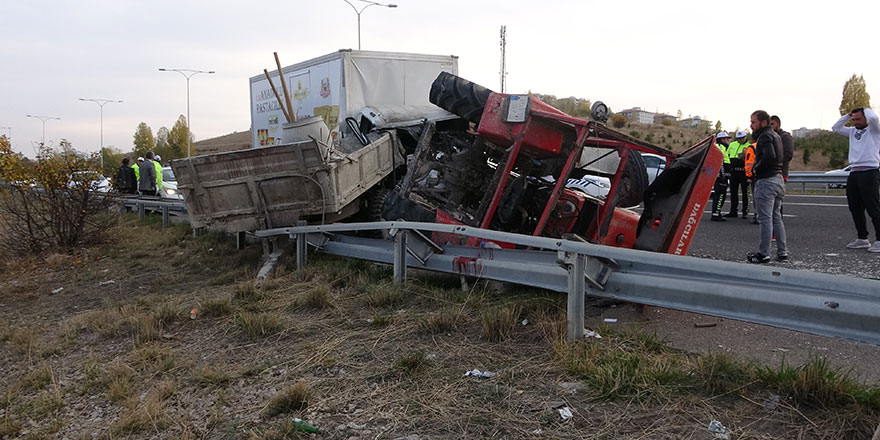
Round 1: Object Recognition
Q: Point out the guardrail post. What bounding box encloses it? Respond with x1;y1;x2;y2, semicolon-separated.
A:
295;220;307;271
137;202;145;221
393;229;408;284
161;205;170;227
236;231;246;250
565;252;586;342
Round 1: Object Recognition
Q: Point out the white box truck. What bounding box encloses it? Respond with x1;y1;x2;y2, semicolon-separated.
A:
249;49;458;148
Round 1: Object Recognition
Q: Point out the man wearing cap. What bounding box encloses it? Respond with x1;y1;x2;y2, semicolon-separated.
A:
133;156;144;182
710;132;732;221
153;154;164;193
726;130;751;218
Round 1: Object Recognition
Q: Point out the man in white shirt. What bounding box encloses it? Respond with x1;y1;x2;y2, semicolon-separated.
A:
832;107;880;253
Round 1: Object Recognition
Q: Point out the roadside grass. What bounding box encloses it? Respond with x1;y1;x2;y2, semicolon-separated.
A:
2;217;879;438
262;381;312;418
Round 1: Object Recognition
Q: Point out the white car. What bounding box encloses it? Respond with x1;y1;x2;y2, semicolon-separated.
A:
824;165;852;189
641;153;667;186
566;175;611;198
160;166;183;199
68;171;111;193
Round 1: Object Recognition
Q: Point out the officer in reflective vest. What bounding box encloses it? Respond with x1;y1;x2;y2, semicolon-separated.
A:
711;132;732;221
726;130;751;218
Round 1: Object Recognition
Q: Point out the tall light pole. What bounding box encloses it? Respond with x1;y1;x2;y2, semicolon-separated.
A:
342;0;397;50
79;98;122;170
25;114;61;146
159;68;214;158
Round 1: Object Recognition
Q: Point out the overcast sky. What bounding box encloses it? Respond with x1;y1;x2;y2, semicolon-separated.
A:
2;0;878;157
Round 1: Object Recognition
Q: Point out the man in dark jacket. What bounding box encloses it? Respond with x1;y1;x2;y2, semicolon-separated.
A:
138;151;158;196
770;115;794;180
747;110;788;263
115;157;137;194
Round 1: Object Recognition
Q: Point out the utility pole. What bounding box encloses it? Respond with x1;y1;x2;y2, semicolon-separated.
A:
25;115;61;146
159;68;214;158
79;98;122;171
499;25;508;93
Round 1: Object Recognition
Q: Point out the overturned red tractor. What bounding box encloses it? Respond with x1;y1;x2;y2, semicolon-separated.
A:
381;72;722;254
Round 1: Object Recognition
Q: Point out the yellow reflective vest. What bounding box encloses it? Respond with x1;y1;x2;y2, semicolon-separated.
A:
715;143;731;164
154;160;163;191
132;163;140;181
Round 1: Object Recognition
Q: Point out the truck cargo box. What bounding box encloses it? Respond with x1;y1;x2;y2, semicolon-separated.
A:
171;131;402;232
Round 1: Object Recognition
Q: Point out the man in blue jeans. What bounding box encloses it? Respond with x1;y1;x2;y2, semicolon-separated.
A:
832;107;880;253
747;110;788;263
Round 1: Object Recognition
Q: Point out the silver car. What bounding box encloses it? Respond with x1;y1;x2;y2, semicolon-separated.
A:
160;166;183;199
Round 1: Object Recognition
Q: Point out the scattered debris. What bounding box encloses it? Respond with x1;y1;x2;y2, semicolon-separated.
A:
51;287;64;294
425;353;438;361
583;329;602;339
521;318;529;326
291;417;319;433
464;369;497;379
98;280;116;286
532;428;543;435
559;382;586;394
190;308;200;319
763;394;780;411
774;348;790;353
603;318;617;323
208;248;214;252
694;322;717;328
708;420;730;440
558;406;573;420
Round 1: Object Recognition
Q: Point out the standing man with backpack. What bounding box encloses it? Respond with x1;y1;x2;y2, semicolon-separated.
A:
115;157;137;194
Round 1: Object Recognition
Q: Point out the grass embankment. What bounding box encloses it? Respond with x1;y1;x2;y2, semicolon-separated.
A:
0;214;877;439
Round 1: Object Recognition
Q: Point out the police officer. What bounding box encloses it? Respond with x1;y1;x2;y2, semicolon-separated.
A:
711;132;732;221
727;130;750;218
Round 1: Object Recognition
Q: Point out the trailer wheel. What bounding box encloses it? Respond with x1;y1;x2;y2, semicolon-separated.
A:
429;72;493;125
616;152;649;207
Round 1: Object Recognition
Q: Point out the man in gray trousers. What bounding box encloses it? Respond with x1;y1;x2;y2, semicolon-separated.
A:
747;110;788;264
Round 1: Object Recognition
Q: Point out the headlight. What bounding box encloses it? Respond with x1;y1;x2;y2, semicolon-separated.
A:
165;189;177;195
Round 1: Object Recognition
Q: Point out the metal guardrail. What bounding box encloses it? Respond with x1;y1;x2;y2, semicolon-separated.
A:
255;221;880;346
786;171;847;191
116;196;187;227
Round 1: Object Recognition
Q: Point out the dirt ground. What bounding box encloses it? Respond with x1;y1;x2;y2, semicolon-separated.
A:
1;215;878;439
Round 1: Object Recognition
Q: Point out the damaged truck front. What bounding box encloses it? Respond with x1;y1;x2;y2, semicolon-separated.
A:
382;73;722;255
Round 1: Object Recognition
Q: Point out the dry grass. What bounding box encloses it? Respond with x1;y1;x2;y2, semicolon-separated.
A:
200;296;234;318
300;285;331;309
363;282;405;308
480;304;521;342
2;217;879;439
131;312;160;346
192;364;235;387
236;312;284;339
262;381;312;418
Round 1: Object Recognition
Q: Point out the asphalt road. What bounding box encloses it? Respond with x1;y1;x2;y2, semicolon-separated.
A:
594;191;880;384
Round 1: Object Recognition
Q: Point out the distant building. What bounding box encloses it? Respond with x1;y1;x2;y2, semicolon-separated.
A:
792;127;819;138
654;113;677;124
618;107;655;124
678;116;703;128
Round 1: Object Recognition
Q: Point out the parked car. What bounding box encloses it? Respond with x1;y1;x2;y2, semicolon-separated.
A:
68;171;111;193
825;165;852;189
642;153;667;186
160;166;183;199
566;175;612;199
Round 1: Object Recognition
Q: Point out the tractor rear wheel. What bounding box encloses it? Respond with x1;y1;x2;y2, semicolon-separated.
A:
616;152;649;207
429;72;493;125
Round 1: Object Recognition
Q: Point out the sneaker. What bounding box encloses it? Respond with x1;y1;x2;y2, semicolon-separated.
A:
724;212;738;218
869;241;880;253
710;215;726;222
847;238;871;249
747;252;771;264
777;254;789;262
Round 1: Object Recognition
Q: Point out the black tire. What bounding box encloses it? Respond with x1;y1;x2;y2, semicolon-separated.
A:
429;72;494;125
616;152;649;207
365;188;390;222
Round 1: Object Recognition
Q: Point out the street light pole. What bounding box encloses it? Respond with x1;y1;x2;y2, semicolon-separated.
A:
342;0;398;50
25;114;61;146
159;68;214;158
79;98;122;170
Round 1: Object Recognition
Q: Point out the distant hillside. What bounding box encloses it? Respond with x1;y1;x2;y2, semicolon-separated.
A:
194;130;250;155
